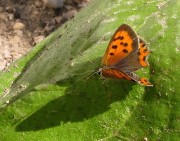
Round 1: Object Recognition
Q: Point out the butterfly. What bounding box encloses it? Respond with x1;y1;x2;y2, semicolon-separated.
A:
97;24;153;86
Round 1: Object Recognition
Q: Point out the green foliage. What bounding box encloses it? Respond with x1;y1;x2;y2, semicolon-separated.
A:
0;0;179;140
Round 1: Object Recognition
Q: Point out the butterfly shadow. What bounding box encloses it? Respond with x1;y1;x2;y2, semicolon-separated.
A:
15;59;135;132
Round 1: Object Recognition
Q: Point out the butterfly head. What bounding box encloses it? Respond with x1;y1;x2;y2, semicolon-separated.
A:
97;68;102;75
85;68;102;81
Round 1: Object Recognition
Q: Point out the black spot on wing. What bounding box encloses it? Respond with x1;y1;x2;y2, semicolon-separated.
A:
141;43;145;47
110;53;114;56
122;49;128;53
143;56;146;61
117;36;124;40
123;43;128;47
112;45;118;49
143;49;148;52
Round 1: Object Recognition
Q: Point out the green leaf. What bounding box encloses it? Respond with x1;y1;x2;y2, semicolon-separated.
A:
0;0;179;140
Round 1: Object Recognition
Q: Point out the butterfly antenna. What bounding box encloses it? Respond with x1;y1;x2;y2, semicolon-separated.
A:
79;52;96;66
85;71;98;81
78;52;99;81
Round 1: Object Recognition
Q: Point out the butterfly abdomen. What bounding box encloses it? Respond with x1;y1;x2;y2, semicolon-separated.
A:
101;68;132;81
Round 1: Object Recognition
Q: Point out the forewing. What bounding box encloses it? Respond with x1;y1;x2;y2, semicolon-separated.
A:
101;24;139;67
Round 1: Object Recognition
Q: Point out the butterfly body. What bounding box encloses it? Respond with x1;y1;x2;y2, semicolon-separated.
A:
98;24;152;86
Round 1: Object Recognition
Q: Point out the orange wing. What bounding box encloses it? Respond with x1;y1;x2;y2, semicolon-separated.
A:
138;38;150;67
102;24;139;66
138;78;152;86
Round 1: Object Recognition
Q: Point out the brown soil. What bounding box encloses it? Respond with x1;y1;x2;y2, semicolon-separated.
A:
0;0;90;70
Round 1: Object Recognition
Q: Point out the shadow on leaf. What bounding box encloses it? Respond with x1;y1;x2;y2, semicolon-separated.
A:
15;75;134;131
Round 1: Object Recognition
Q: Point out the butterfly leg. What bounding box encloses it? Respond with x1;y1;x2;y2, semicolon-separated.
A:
79;52;96;65
102;78;108;85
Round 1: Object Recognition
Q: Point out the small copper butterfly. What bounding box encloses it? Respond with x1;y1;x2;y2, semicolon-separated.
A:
98;24;153;86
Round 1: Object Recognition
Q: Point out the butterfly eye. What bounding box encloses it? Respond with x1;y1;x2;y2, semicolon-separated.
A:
97;71;101;75
97;68;102;75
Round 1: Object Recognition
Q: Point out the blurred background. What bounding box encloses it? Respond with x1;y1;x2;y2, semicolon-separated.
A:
0;0;90;70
